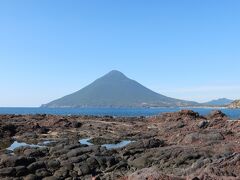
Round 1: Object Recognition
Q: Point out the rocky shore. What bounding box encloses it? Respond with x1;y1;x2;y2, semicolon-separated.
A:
228;100;240;109
0;110;240;180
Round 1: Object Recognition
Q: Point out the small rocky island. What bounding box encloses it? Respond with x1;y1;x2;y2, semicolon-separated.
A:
0;110;240;179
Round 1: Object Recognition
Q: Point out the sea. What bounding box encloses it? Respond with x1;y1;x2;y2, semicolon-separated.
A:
0;107;240;119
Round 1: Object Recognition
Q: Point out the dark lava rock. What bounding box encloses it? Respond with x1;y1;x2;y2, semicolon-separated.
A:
208;110;227;120
61;154;88;165
0;124;17;138
86;156;100;169
156;109;204;122
192;177;200;180
73;164;91;176
24;148;48;157
23;174;38;180
42;176;59;180
53;167;69;178
59;162;73;171
94;156;118;169
0;167;16;177
35;168;51;178
0;156;35;167
50;143;83;157
66;146;100;158
27;161;46;172
15;166;28;176
1;112;240;179
128;156;148;168
184;132;224;143
31;123;49;134
0;139;12;152
126;138;164;150
125;167;185;180
198;120;209;129
22;132;38;139
89;137;120;145
53;119;72;128
179;110;200;118
47;160;60;171
176;121;185;128
71;121;82;128
37;127;49;134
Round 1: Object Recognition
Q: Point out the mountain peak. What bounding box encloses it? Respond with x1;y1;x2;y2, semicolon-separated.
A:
103;70;127;79
107;70;125;75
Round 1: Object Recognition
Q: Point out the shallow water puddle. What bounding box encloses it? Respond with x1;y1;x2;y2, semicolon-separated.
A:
7;141;41;151
6;140;55;151
79;138;133;149
102;140;133;149
79;138;93;146
7;139;133;151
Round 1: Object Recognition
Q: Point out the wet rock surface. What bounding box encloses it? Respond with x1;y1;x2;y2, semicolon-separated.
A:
0;110;240;179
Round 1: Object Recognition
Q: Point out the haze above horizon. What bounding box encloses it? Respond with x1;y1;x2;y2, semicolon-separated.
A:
0;0;239;107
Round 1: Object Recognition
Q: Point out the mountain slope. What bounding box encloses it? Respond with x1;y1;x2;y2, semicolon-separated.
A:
204;98;233;106
42;70;199;107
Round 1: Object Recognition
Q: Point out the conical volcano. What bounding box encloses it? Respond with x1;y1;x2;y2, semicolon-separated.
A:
42;70;198;107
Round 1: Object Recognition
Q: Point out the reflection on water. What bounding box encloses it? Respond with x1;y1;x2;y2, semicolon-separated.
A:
102;140;133;149
6;140;55;151
79;138;133;149
6;139;133;152
7;141;41;151
79;138;93;146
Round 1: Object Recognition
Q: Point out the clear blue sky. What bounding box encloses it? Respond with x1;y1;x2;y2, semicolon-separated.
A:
0;0;239;107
